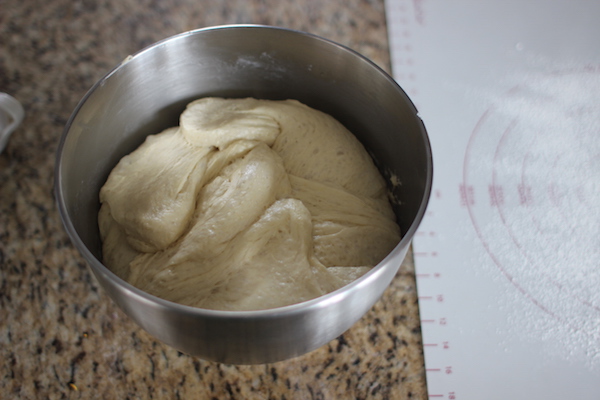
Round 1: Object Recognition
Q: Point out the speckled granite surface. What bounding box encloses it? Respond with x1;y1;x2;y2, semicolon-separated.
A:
0;1;427;398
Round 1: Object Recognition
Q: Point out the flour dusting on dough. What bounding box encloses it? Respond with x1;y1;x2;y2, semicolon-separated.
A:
98;98;400;310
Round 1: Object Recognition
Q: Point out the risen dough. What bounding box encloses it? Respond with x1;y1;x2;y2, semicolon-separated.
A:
99;98;400;310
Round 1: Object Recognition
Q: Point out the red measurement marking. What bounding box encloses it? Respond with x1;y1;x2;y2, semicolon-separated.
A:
426;368;442;372
423;343;438;347
517;183;533;206
459;183;475;206
463;109;560;320
429;395;444;398
421;319;436;323
419;296;433;300
412;0;426;25
488;184;505;206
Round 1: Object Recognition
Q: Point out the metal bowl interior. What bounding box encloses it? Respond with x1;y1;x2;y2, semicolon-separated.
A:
55;25;432;364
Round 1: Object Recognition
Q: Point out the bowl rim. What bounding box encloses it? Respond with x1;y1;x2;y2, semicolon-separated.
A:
54;24;433;319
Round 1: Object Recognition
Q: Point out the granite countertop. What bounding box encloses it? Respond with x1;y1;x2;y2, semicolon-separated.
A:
0;0;427;398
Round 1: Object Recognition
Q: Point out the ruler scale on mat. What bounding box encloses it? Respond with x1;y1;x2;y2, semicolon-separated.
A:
385;1;600;399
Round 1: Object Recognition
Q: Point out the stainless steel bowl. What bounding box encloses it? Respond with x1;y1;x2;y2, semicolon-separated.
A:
55;25;432;364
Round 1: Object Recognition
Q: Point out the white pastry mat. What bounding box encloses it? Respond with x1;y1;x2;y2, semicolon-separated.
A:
385;0;600;398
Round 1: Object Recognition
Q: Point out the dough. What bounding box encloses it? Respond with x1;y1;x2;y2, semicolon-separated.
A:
99;98;400;310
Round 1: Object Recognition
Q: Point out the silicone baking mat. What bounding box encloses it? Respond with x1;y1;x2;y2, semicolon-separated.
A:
385;0;600;398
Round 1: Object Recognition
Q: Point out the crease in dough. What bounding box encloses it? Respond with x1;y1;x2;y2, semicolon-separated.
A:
99;97;401;310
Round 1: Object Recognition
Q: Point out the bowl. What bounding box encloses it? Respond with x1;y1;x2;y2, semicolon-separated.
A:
55;25;432;364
